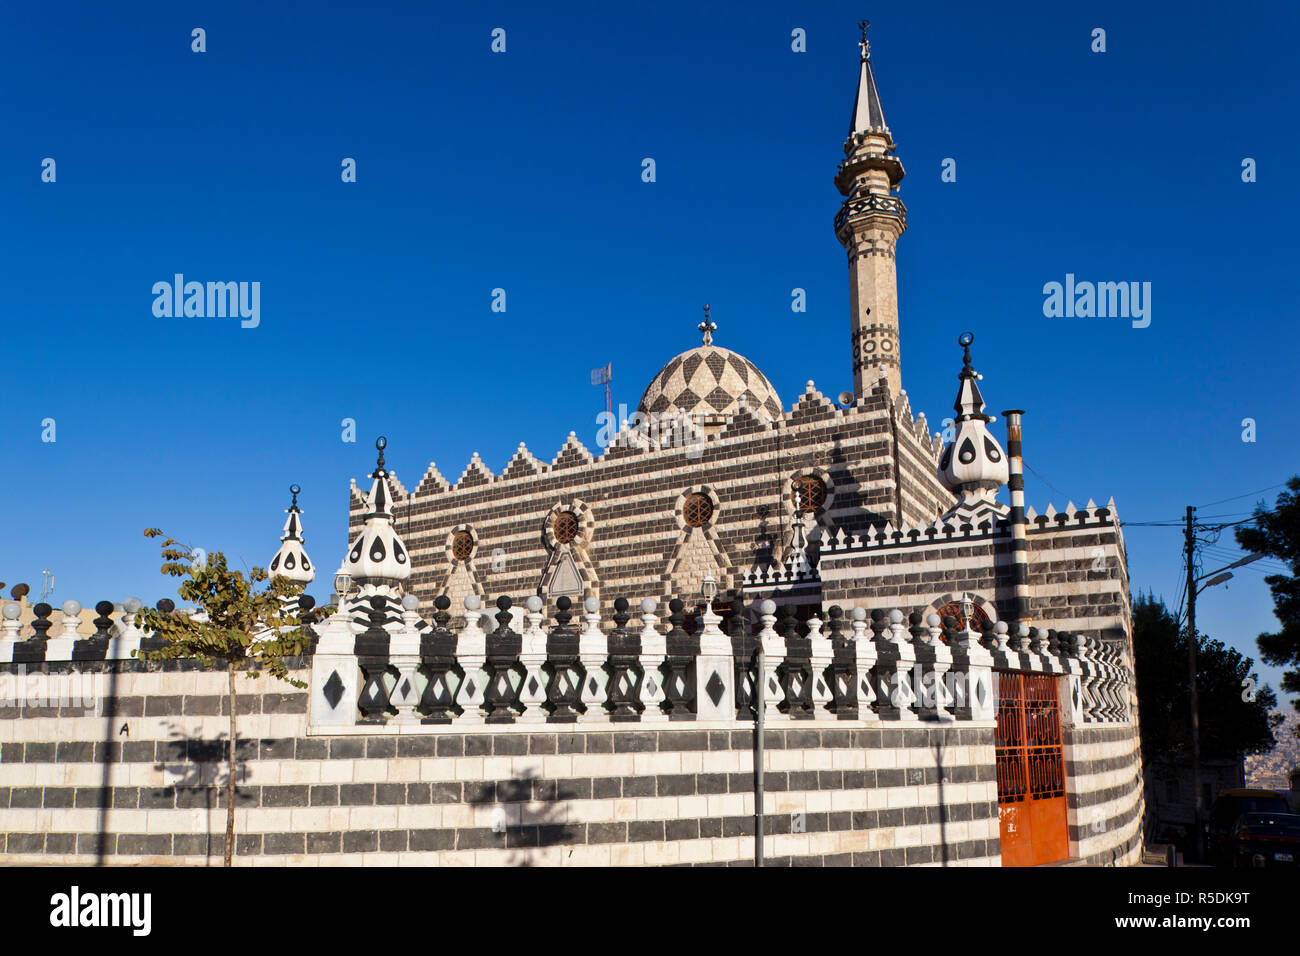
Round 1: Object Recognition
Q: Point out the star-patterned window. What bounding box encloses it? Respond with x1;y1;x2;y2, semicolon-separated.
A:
451;530;474;561
683;493;714;528
553;511;580;544
792;475;827;513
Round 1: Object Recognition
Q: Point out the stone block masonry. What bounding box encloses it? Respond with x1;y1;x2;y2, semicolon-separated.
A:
0;652;1142;866
0;663;1008;866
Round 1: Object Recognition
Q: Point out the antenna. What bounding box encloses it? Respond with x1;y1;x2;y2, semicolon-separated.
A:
591;363;613;421
40;569;54;601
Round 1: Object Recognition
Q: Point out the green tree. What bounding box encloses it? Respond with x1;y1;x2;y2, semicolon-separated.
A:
1132;593;1278;763
135;529;312;867
1235;477;1300;721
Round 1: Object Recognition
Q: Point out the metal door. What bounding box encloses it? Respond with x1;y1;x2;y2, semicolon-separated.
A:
995;672;1069;866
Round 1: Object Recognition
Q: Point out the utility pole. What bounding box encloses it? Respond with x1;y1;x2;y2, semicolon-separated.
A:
1184;505;1203;863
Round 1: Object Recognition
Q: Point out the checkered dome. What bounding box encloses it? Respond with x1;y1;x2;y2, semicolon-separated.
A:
637;345;784;423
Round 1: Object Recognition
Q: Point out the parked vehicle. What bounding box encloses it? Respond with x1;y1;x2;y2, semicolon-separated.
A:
1209;789;1291;865
1227;812;1300;868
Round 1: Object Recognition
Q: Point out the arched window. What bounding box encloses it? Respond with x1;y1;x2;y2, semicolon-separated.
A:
683;493;713;528
552;511;580;544
451;530;474;561
937;600;991;632
792;475;827;513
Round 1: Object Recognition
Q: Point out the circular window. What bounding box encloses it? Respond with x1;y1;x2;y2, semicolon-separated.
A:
451;531;474;561
683;493;713;528
792;475;827;513
553;511;580;544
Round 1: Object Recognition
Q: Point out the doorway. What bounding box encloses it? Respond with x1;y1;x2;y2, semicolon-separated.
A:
995;671;1069;866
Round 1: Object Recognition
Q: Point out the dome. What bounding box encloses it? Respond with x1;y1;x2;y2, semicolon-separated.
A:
637;315;783;427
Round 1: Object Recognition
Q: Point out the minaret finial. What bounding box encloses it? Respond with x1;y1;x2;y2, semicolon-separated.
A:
958;331;974;373
859;19;870;61
697;303;717;347
289;483;301;510
373;436;387;477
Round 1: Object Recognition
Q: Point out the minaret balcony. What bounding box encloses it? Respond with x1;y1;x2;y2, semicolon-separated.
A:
833;194;907;239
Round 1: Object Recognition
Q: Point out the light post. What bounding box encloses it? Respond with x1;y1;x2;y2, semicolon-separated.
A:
332;565;352;609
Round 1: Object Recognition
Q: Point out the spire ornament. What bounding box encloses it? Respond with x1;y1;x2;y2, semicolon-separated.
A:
344;436;411;584
697;303;716;347
269;483;315;584
938;333;1010;521
859;19;870;61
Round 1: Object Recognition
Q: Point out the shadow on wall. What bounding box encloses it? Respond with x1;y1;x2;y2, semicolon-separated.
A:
465;769;578;866
934;741;951;866
152;721;254;864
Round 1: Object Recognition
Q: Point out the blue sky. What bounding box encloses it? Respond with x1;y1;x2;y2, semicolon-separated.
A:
1;1;1295;705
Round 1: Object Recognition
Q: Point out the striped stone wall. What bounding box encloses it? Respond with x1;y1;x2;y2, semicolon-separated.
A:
817;504;1130;642
1063;723;1145;866
0;662;1013;866
348;380;953;618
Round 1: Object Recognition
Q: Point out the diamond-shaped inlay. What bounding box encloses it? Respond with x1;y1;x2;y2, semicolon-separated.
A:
645;677;659;695
322;671;344;710
860;678;871;695
587;676;599;696
527;676;540;696
399;678;412;699
768;676;780;695
705;670;725;707
1072;681;1080;710
463;677;477;698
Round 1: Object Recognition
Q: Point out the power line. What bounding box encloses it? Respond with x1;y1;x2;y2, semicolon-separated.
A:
1196;483;1288;510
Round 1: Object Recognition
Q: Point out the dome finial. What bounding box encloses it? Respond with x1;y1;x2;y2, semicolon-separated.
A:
958;331;974;373
697;303;716;347
269;484;314;583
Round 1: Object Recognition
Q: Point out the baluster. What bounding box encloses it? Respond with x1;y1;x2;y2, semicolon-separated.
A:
913;611;953;721
355;596;394;723
605;598;642;722
484;596;523;724
545;596;583;723
456;595;488;725
825;607;857;720
778;605;812;718
729;611;758;721
418;595;459;723
517;596;548;723
757;601;785;723
578;597;607;721
637;598;667;723
851;608;878;719
661;598;698;720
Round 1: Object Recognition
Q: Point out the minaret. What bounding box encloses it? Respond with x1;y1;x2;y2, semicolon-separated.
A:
269;484;315;585
937;333;1009;521
344;436;412;587
835;21;907;400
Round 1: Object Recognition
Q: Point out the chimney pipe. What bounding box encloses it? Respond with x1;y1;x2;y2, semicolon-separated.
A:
1002;410;1030;622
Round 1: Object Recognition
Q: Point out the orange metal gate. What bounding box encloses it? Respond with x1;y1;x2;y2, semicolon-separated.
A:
995;672;1069;866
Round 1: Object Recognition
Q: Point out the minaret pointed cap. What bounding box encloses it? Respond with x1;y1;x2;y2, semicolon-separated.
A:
850;20;888;134
269;483;314;583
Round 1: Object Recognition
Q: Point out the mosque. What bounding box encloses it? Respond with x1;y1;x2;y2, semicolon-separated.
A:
0;28;1144;868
